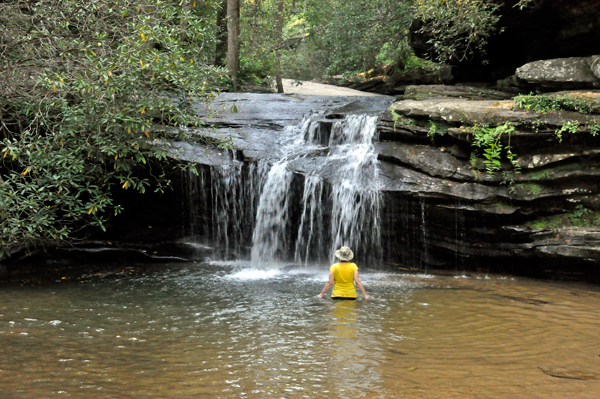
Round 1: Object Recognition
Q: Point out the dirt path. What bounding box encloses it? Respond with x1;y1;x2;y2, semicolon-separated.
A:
281;79;384;96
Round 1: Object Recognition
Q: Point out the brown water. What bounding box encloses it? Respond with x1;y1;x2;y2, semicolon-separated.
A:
1;262;599;398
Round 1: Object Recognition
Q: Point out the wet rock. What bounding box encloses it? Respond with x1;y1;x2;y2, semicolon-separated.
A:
391;98;532;126
526;229;600;259
375;142;474;181
377;109;431;143
514;146;600;169
169;141;241;166
174;92;600;276
378;161;507;201
376;91;600;276
10;91;600;282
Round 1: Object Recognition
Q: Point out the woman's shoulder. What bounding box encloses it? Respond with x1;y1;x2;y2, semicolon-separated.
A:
334;262;358;268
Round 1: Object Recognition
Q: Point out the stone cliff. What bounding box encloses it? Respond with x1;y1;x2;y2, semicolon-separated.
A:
5;90;600;282
377;86;600;279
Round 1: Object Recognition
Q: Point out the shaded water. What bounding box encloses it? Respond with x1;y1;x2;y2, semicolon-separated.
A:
1;263;600;398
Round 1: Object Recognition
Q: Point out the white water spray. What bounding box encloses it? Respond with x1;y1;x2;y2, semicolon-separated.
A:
251;114;382;266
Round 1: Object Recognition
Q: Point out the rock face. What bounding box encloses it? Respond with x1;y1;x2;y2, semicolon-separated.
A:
164;91;600;279
7;90;600;282
345;64;454;96
516;56;600;89
377;86;600;279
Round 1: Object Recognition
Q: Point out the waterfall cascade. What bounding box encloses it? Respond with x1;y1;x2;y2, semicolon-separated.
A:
186;113;382;267
184;161;269;259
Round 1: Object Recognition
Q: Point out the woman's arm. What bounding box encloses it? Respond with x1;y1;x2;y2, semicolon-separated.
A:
317;272;335;298
354;270;369;299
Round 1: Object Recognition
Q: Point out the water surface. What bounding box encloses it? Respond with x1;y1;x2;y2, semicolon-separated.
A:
1;262;599;398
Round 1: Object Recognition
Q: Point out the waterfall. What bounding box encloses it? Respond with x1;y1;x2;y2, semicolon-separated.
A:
251;114;382;266
184;112;383;266
294;175;326;264
326;115;381;265
184;160;269;259
420;198;429;269
250;162;294;264
250;121;318;265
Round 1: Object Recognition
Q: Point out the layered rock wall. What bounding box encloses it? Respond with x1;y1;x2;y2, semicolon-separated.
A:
377;87;600;279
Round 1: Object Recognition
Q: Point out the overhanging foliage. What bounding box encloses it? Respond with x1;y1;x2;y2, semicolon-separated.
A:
0;0;228;256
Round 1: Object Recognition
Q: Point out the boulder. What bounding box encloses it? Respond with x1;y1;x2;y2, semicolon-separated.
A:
516;56;600;89
346;65;453;95
591;55;600;79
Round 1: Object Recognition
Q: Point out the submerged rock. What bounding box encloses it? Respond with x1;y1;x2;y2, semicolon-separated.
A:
538;367;600;381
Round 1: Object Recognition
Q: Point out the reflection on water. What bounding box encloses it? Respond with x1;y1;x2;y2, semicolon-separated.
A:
1;262;600;398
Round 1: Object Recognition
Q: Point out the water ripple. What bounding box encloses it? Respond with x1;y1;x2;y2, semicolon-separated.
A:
0;263;599;398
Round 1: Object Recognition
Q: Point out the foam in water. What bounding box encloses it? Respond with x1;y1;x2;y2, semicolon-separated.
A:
225;268;282;280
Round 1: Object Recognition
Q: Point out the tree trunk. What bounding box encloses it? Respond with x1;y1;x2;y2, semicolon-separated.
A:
226;0;239;81
180;1;194;41
215;0;227;67
274;0;284;93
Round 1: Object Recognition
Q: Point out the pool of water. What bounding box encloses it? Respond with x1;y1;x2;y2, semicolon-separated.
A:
1;262;600;398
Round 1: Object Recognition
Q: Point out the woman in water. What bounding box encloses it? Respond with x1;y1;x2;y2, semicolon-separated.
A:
317;246;369;300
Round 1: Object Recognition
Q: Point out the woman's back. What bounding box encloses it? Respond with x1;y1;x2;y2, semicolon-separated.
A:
317;246;368;300
331;262;358;298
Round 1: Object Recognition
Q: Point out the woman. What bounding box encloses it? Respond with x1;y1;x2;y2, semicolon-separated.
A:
317;246;369;300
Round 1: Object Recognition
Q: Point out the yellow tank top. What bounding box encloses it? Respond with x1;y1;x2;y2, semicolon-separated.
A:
330;262;358;298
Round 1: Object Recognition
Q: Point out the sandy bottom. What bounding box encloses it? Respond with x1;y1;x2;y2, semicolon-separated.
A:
281;78;384;96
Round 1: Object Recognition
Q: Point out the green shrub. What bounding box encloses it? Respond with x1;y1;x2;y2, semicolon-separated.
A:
413;0;502;63
0;0;228;257
470;122;519;177
514;94;600;114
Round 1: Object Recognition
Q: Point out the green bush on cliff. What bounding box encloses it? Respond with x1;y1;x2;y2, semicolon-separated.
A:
522;205;600;230
0;1;228;257
514;93;600;114
469;122;520;177
514;93;600;142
